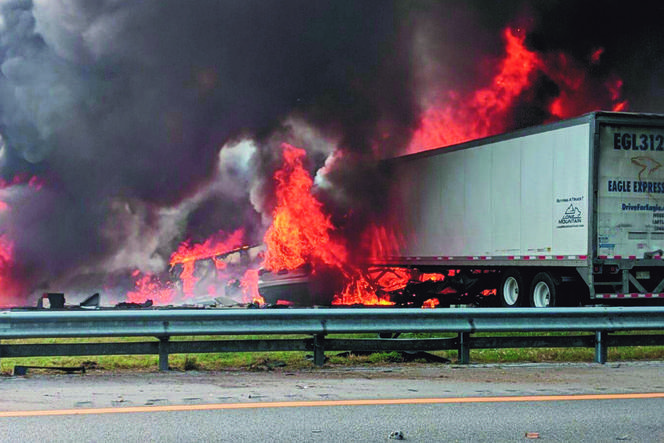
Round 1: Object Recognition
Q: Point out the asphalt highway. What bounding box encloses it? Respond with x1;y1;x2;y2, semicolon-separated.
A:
1;362;663;442
2;395;663;442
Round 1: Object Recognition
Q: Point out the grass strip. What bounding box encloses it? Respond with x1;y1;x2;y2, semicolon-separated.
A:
1;332;663;374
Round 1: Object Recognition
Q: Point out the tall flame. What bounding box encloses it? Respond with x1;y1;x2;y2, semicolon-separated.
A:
0;25;633;309
410;27;628;153
262;143;394;305
411;28;539;151
263;143;346;271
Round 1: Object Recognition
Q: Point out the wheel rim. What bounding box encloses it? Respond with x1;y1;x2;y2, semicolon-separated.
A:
503;276;519;305
532;281;551;307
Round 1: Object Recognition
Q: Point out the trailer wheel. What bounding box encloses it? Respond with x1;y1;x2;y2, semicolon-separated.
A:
530;272;557;308
498;270;525;307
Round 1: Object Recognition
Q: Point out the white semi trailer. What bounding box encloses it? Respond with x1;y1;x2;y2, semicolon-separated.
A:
371;111;664;307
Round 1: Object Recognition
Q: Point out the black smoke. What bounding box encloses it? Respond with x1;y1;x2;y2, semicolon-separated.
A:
525;1;664;112
0;0;662;302
0;0;419;301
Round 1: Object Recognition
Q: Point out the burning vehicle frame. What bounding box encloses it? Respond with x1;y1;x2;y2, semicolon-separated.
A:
0;2;662;310
260;112;664;309
25;112;664;311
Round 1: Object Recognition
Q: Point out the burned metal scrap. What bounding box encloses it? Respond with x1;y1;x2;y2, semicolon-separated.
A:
390;270;499;307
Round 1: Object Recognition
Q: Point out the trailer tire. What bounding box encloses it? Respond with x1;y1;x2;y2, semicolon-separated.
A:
498;270;526;307
529;272;557;308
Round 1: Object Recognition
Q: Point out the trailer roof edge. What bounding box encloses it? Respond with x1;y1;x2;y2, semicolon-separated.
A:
394;111;664;162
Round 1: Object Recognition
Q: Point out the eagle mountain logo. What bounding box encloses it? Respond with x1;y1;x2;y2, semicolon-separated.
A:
559;204;582;225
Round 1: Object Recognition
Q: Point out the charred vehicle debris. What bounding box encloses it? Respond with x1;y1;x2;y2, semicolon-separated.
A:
259;112;664;309
11;112;664;311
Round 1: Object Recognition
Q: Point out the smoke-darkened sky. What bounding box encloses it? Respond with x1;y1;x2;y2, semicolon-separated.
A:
0;0;662;302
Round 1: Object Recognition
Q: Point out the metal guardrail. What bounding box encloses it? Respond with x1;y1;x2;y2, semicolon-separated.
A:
1;307;664;370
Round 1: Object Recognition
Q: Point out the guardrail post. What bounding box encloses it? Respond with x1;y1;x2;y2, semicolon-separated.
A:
158;336;170;371
313;334;325;366
594;331;607;364
458;332;470;364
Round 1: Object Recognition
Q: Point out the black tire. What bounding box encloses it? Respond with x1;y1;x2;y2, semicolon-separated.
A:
498;269;526;307
529;272;557;307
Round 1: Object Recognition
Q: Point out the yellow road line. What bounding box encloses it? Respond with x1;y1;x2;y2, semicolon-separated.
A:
1;392;664;418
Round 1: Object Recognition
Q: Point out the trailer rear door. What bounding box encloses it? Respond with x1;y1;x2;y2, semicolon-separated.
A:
597;123;664;258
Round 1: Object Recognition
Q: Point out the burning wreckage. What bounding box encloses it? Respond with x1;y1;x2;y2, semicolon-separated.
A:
260;112;664;309
32;245;264;310
17;112;664;310
1;2;662;311
15;108;664;311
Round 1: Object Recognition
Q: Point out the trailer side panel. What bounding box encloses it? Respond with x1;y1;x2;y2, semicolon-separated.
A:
388;123;591;261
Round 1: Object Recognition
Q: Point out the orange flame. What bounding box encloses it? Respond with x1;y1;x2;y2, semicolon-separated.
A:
263;143;346;271
126;229;263;305
369;267;413;293
410;27;628;153
240;268;264;304
411;28;539;151
590;47;604;64
540;52;628;119
363;223;403;259
169;228;245;295
333;272;394;306
261;144;451;305
126;270;176;304
422;298;440;309
263;143;394;305
420;272;445;282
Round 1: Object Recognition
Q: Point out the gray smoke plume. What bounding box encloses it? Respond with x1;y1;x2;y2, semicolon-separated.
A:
0;0;661;304
0;0;418;302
